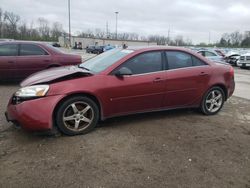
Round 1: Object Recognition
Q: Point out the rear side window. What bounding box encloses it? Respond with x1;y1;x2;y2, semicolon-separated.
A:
166;51;207;70
20;44;48;56
120;51;162;75
0;44;18;56
166;51;192;69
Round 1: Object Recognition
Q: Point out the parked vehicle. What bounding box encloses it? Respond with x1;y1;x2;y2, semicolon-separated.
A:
225;52;240;66
237;53;250;69
0;41;82;80
52;42;61;48
103;44;115;52
214;49;226;57
197;50;226;63
86;45;104;54
5;47;235;136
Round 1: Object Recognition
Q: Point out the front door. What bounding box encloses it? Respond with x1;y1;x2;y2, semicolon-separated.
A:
102;51;166;117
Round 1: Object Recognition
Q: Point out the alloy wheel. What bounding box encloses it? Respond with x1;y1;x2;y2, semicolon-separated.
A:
62;101;94;132
205;90;223;113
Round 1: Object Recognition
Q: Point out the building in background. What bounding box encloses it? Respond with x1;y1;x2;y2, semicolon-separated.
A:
58;36;157;48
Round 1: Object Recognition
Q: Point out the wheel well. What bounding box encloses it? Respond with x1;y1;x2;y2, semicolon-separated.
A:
52;93;102;127
211;84;228;100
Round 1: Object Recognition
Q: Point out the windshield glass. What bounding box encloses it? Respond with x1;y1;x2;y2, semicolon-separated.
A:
80;48;134;73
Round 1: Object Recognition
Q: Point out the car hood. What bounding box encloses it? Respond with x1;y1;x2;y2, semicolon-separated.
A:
241;52;250;56
21;66;91;87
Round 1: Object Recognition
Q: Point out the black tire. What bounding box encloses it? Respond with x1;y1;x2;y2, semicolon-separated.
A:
200;86;225;115
55;96;99;136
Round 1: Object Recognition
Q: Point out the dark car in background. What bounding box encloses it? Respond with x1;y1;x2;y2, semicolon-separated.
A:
86;45;104;54
0;41;82;80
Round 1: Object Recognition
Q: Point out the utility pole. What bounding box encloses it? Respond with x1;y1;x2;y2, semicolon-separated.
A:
106;21;109;38
209;31;211;44
68;0;71;47
115;11;119;39
167;27;170;45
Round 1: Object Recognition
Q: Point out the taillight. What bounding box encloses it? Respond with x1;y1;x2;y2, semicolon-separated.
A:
229;66;234;78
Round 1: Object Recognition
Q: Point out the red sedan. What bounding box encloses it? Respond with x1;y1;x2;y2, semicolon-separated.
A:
5;47;235;136
0;41;82;80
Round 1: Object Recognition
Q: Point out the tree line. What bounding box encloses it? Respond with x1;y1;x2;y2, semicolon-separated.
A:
217;31;250;48
0;7;64;41
0;7;193;46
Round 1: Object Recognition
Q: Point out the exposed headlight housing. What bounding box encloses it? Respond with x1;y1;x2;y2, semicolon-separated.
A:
15;85;49;98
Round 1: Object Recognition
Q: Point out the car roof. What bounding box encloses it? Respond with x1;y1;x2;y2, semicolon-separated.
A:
0;41;48;45
126;46;194;53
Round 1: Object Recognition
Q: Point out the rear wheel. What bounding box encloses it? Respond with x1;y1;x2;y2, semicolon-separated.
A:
201;87;225;115
55;96;99;136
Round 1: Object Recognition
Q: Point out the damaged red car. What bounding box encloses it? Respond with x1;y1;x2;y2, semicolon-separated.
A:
5;47;235;136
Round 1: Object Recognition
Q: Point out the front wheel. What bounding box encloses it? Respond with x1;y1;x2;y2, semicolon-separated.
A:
201;87;225;115
55;96;99;136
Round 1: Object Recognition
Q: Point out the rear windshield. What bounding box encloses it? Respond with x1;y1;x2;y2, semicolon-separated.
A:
45;44;64;53
80;48;134;73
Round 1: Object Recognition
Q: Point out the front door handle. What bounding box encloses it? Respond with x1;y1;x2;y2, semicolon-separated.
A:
153;77;164;83
8;61;15;63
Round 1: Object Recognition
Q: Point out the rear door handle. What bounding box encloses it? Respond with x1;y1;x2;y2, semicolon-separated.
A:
43;60;50;62
199;72;208;76
8;61;15;63
153;77;164;83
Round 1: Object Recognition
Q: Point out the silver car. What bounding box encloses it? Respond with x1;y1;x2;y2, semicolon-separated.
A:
197;50;226;63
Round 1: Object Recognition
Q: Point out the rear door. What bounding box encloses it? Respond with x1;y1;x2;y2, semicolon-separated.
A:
16;44;52;78
164;51;211;107
0;43;18;80
103;51;166;116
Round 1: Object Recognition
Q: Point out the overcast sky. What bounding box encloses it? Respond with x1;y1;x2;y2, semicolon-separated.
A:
1;0;250;44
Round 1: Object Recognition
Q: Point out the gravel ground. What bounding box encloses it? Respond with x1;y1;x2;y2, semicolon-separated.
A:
0;67;250;188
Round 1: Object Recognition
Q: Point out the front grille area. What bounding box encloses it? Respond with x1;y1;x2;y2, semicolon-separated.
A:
240;56;245;60
246;56;250;61
11;96;22;105
11;96;38;105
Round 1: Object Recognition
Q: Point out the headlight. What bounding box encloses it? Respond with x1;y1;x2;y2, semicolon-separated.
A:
15;85;49;97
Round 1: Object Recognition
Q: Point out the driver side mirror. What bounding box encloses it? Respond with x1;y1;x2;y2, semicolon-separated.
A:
114;67;132;77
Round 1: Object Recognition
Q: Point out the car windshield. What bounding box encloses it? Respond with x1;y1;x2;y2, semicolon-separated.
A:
80;48;134;73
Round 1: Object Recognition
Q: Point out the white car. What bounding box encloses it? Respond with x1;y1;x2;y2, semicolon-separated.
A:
237;53;250;69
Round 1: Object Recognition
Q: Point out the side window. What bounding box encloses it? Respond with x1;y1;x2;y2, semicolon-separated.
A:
205;51;217;57
118;51;162;75
0;44;18;56
20;44;48;56
192;56;206;66
166;51;192;70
